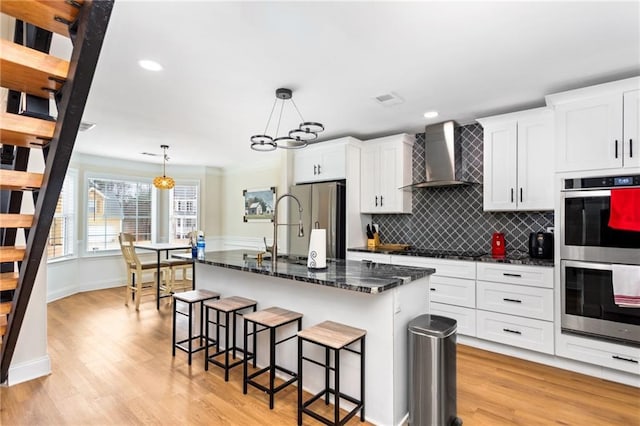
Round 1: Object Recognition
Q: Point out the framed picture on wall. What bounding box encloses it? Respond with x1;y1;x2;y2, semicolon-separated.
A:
243;187;276;222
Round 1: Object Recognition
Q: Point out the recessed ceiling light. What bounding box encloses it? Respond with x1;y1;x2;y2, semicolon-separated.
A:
138;59;163;71
423;111;439;119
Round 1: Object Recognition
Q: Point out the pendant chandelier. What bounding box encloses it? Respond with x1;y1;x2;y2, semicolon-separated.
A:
153;144;175;190
250;88;324;152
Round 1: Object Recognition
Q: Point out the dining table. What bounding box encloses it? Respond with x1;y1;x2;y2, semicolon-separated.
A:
134;242;194;309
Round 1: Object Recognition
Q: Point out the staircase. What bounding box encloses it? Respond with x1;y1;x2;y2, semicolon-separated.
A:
0;0;113;384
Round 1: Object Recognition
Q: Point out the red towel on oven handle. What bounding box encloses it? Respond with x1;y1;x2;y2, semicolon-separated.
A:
608;188;640;232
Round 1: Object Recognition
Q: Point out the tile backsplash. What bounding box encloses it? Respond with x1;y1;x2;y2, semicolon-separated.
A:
372;124;554;254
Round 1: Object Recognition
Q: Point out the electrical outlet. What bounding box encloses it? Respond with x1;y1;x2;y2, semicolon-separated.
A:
546;227;555;233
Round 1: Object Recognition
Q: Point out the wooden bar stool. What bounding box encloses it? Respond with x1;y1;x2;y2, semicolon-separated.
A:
172;289;220;365
204;296;257;381
243;307;303;409
297;320;366;426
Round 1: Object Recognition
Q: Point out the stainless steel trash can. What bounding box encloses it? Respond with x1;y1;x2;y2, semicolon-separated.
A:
408;314;462;426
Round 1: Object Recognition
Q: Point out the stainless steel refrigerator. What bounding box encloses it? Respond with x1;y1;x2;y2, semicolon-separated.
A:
288;180;346;259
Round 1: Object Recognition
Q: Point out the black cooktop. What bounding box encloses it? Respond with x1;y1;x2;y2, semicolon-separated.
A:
402;248;487;259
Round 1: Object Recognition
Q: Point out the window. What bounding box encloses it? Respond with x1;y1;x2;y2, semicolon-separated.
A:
170;184;198;242
87;177;152;252
48;169;76;260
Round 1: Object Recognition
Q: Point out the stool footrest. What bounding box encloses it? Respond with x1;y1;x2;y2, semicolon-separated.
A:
302;355;336;372
302;388;363;426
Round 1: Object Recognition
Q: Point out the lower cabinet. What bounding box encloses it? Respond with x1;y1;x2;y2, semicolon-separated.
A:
345;251;391;264
430;302;476;337
556;333;640;375
477;280;554;321
476;310;555;354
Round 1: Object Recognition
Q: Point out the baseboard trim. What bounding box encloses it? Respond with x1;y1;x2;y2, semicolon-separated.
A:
6;354;51;386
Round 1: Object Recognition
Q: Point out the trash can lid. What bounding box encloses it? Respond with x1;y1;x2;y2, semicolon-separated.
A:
408;314;457;338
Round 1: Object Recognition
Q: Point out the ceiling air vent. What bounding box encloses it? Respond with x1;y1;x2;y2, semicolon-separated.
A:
374;92;404;107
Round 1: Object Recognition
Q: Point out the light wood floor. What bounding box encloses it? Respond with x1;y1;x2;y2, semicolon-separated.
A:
1;287;638;425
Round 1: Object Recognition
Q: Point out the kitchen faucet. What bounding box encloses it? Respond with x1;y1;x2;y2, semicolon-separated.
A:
270;193;304;266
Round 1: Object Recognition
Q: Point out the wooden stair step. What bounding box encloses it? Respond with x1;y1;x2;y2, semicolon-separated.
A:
0;0;83;38
0;302;10;315
0;314;7;337
0;112;55;148
0;272;19;292
0;213;34;228
0;38;70;99
0;169;43;191
0;247;25;263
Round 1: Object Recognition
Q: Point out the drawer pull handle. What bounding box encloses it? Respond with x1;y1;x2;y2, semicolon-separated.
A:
503;273;522;278
612;355;638;364
430;288;436;291
503;328;522;335
503;298;522;303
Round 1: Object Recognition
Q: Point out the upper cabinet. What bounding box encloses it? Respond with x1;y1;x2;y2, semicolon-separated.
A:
478;108;554;211
546;77;640;172
293;138;353;184
360;133;413;214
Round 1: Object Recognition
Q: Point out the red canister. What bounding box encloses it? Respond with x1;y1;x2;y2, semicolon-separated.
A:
491;232;506;257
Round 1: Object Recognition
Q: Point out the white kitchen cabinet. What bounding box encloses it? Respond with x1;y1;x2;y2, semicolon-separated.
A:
475;262;554;354
556;332;640;375
430;303;476;337
476;310;555;355
346;251;392;264
546;77;640;172
478;107;554;211
293;139;348;184
360;134;413;214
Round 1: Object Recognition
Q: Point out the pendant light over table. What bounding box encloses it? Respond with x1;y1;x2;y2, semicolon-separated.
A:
153;144;175;190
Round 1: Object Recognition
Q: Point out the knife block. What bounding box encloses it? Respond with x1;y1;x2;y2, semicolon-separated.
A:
367;234;380;248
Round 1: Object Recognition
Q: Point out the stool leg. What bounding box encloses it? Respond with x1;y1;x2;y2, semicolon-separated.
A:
297;337;303;426
205;307;210;371
325;347;330;405
216;309;220;354
187;302;193;365
335;348;340;425
252;315;257;368
224;311;230;382
269;325;276;409
361;336;365;422
243;318;249;395
172;297;177;357
232;311;237;361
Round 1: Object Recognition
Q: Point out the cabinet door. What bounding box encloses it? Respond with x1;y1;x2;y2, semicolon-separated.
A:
483;121;517;211
317;144;346;181
623;90;640;168
360;146;379;213
294;149;320;184
555;94;623;172
517;112;554;210
378;142;401;212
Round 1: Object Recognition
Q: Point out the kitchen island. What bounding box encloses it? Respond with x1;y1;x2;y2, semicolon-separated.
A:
182;250;434;426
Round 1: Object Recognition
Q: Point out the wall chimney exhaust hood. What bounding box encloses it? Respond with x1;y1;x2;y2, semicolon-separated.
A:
408;120;471;188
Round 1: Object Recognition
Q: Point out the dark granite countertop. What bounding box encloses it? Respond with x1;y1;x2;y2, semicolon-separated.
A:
176;250;435;294
348;247;554;267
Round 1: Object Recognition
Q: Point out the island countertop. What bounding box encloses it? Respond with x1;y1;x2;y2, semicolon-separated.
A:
178;250;434;295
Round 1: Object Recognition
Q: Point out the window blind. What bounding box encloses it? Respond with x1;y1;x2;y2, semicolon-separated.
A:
48;170;76;260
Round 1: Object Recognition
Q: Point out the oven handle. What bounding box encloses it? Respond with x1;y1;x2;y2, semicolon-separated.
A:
561;260;614;271
561;189;611;198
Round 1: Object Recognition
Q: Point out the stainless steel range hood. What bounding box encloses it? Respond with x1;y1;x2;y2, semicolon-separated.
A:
410;120;471;188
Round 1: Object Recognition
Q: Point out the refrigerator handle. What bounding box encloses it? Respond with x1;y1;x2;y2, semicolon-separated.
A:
327;185;335;258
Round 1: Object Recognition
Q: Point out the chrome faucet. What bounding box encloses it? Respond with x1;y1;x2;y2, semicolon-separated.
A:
271;193;304;266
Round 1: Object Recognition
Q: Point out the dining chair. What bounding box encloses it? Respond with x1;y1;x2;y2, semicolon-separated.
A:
118;232;170;310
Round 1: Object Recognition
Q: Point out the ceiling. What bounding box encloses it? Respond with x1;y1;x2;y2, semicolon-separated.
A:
51;1;640;169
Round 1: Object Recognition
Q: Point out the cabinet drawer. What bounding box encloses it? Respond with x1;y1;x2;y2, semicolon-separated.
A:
430;276;476;308
391;256;476;280
346;252;391;264
476;262;553;288
477;281;553;321
556;333;640;375
429;303;476;337
476;310;554;354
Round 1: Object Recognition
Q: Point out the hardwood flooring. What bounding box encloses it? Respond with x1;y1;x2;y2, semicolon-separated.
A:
1;287;638;425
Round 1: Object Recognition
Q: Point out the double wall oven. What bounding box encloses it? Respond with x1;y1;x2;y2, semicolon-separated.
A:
560;174;640;346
